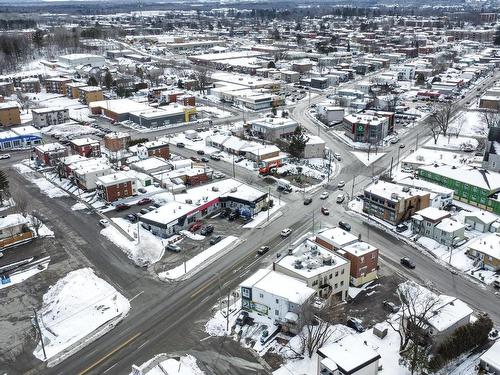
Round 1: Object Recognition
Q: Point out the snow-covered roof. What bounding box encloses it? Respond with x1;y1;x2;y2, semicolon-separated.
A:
419;164;500;192
140;201;196;225
89;99;150;114
342;241;377;257
11;126;40;137
306;135;325;146
97;171;136;186
130;157;170;172
250;116;298;130
463;210;498;225
316;227;358;248
435;218;465;233
35;142;66;153
276;239;348;279
414;207;450;222
319;334;380;373
60;154;87;165
365;180;429;202
0;214;28;231
468;233;500;259
0;101;20;110
241;269;315;305
70;137;100;147
402;147;474;167
427;296;472;332
31;107;67;114
480;340;500;371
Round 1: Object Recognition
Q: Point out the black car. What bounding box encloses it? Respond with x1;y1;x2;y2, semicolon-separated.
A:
176;142;185;148
219;209;230;218
125;214;137;222
338;221;351;231
200;225;214;236
209;235;222;245
396;224;408;233
303;197;312;205
257;246;270;255
400;257;416;269
197;150;205;155
228;211;239;221
346;318;365;332
235;311;251;326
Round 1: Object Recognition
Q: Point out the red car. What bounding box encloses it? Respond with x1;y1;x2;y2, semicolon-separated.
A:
189;221;202;232
115;203;130;211
137;198;153;206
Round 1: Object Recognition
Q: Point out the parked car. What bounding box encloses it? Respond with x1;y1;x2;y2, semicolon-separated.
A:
138;187;147;194
235;311;251;326
390;137;400;144
333;152;341;160
346;317;365;332
201;157;209;163
228;211;239;221
337;180;346;188
196;149;205;155
321;207;330;215
0;154;11;160
396;224;408;233
176;142;185;148
147;206;156;212
126;214;137;222
219;208;230;218
115;203;130;212
140;208;150;215
304;197;313;205
400;257;416;269
166;243;181;253
99;219;109;227
210;154;222;161
190;156;201;162
209;235;222;245
281;228;292;237
213;172;224;179
336;193;345;203
338;221;351;231
190;221;202;232
200;225;214;236
320;192;329;200
383;300;400;313
137;198;153;206
401;167;413;173
399;144;405;149
257;246;270;255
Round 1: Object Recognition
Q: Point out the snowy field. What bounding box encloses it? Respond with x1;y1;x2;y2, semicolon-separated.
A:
33;268;130;363
159;236;239;280
449;111;489;137
131;354;205;375
41;123;100;138
101;218;165;267
423;135;479;152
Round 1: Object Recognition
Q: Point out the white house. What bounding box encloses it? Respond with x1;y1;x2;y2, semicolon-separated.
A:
480;340;500;374
317;334;381;375
240;269;315;334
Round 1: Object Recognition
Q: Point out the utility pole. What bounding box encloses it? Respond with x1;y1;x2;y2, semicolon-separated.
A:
351;175;355;199
312;211;315;234
267;187;271;222
226;290;231;331
232;155;235;178
33;308;47;360
397;146;401;166
327;151;332;182
389;156;394;179
137;221;140;243
415;132;419;149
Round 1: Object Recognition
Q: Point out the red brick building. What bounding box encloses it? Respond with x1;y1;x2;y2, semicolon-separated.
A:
45;77;72;95
34;143;68;166
177;95;196;107
104;132;131;152
69;138;101;157
96;172;137;202
136;140;170;160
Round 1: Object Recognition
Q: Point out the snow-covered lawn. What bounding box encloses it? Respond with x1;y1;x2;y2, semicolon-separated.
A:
423;135;479;152
100;218;165;266
159;235;239;280
13;163;69;198
350;150;386;166
131;354;205;375
33;268;130;363
449;111;488;137
416;237;475;272
198;104;232;119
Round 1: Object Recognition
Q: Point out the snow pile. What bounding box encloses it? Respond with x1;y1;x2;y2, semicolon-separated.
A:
28;215;54;238
159;236;238;280
32;178;69;198
180;230;205;241
41;123;99;138
350;151;386;166
131;354;205;375
423;135;478;152
100;218;165;266
33;268;130;362
71;202;88;211
13;162;35;174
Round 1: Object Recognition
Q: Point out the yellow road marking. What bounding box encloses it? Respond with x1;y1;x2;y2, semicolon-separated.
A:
78;332;142;375
191;277;218;298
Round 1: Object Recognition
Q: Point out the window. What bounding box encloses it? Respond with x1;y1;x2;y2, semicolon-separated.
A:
340;281;344;286
241;288;250;299
312;280;318;286
334;283;338;289
371;253;376;259
275;309;279;316
341;269;345;274
329;274;332;279
275;299;279;304
259;293;264;298
335;271;338;277
360;256;364;264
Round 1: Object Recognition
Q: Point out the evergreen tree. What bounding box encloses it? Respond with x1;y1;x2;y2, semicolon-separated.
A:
288;126;308;158
87;76;98;87
32;29;44;48
103;71;113;89
415;73;425;86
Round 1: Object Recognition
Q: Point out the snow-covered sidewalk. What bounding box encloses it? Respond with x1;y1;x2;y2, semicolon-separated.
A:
159;236;239;280
131;354;205;375
33;268;130;365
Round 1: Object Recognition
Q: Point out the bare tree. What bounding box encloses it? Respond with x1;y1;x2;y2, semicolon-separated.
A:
298;303;335;358
387;282;440;353
30;211;44;237
429;102;458;138
14;192;30;217
191;67;211;95
480;109;500;129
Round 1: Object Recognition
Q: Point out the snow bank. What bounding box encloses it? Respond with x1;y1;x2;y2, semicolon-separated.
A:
350;151;386;166
180;230;205;241
159;236;238;280
33;268;130;362
131;354;205;375
31;178;69;198
100;218;165;266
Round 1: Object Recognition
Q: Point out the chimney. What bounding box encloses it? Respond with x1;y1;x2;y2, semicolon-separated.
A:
358;233;362;241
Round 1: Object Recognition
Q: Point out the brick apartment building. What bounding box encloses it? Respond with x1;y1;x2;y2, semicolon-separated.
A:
0;101;21;127
34;142;68;166
96;172;137;202
45;77;72;95
20;77;41;93
104;132;131;152
69;138;101;158
135;140;170;160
